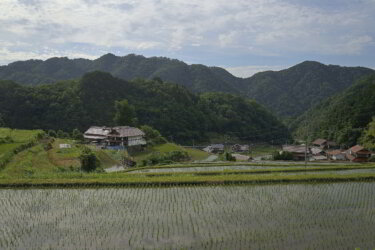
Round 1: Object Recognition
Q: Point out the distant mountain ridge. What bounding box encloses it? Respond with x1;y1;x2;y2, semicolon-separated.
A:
1;54;373;117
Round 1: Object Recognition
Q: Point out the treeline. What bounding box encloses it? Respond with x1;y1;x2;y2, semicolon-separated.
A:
0;71;289;144
293;74;375;147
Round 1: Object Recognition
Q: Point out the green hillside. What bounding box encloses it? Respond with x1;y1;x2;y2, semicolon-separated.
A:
293;74;375;147
244;61;374;117
0;72;288;144
0;53;243;94
1;55;373;118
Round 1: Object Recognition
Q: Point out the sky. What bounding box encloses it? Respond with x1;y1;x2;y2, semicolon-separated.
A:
0;0;374;77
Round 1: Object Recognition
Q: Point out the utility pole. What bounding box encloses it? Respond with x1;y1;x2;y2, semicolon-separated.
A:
305;141;308;168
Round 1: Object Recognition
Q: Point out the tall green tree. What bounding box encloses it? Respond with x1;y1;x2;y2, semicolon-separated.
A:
360;117;375;150
113;99;137;126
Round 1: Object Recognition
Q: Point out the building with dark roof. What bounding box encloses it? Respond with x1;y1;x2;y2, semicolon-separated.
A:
346;145;371;162
84;126;146;147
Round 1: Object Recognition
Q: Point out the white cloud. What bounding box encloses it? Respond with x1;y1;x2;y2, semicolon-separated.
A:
0;0;374;64
225;65;288;78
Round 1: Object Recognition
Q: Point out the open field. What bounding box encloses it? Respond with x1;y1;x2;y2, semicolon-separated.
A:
1;183;374;249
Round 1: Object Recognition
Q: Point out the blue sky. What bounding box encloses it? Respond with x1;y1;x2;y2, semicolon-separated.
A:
0;0;374;77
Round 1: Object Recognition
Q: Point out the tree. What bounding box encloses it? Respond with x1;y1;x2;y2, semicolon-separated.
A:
113;99;137;126
360;117;375;150
48;129;57;138
79;148;101;172
140;125;167;145
72;128;84;141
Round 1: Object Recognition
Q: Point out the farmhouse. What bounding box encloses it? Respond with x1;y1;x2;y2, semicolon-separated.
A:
345;145;372;162
84;126;146;147
282;145;311;161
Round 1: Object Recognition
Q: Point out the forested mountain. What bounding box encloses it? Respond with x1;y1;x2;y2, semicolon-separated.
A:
0;53;243;93
0;71;288;144
293;74;375;147
1;54;373;118
243;61;374;117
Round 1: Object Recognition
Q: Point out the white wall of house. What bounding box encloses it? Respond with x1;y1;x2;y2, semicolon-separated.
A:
333;154;346;161
128;136;146;146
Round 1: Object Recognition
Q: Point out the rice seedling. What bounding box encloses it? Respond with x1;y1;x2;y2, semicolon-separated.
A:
0;183;374;249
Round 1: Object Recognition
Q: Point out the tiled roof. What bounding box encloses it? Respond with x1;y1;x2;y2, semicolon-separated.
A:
84;126;111;136
282;145;307;153
312;138;327;145
349;145;364;153
326;150;343;155
84;126;145;138
112;126;145;137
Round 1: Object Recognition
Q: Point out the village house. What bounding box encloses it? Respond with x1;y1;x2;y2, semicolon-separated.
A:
231;144;250;153
326;150;346;161
310;147;327;161
203;144;225;154
282;145;311;161
84;126;146;148
345;145;372;162
312;138;338;149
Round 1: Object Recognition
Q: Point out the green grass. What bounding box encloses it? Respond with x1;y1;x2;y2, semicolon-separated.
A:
131;143;210;164
0;143;23;157
1;170;375;188
0;128;43;142
47;139;81;169
95;150;120;168
249;144;280;157
1;143;58;178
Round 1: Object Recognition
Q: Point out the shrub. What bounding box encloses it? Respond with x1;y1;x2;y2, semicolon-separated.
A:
225;152;236;161
72;129;84;141
79;148;101;172
48;130;57;138
140;125;167;145
0;136;13;144
143;150;190;166
273;151;294;160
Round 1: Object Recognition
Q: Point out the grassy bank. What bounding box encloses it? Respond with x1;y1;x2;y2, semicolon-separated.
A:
1;167;375;188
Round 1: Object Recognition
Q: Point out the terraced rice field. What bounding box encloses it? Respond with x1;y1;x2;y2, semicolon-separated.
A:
1;183;375;249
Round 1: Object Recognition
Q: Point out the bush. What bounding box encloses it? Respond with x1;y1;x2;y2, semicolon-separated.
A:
140;125;167;145
72;129;84;141
273;151;294;161
142;150;190;166
369;155;375;162
79;148;101;172
0;136;14;144
225;152;236;161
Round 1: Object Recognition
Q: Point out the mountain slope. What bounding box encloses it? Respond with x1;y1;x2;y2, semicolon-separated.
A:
0;53;243;94
293;74;375;146
1;55;373;117
243;61;374;117
0;71;288;144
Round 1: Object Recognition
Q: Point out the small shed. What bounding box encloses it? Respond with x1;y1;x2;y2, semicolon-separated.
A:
327;150;346;161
